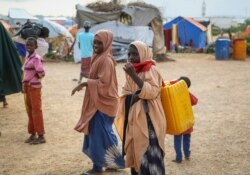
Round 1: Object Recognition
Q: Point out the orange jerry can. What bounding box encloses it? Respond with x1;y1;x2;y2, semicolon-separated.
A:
161;80;195;135
233;38;247;61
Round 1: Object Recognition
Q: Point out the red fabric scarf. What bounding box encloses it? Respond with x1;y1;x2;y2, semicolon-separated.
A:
133;61;155;73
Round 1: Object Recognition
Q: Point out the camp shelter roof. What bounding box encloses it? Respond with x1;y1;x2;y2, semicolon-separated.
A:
164;16;206;32
8;8;38;20
75;4;121;27
121;5;160;26
185;17;206;31
75;3;160;27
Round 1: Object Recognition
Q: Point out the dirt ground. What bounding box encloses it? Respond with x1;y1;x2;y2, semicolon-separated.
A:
1;53;250;175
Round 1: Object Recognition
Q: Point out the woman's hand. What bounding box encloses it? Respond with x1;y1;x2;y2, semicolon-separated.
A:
71;82;87;96
123;62;136;78
123;63;144;88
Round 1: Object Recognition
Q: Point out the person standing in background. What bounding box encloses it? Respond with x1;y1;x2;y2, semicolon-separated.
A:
76;21;94;84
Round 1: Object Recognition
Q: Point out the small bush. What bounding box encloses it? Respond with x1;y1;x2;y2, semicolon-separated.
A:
247;43;250;56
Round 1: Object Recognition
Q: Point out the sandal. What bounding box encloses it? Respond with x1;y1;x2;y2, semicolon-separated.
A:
105;167;118;172
172;159;182;163
81;168;103;175
24;135;36;143
30;136;46;144
3;101;8;108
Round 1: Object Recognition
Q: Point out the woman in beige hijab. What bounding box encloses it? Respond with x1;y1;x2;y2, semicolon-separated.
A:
115;41;166;175
71;30;124;174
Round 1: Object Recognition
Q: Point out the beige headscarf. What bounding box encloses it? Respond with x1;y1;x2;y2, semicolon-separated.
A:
115;40;166;171
74;30;119;134
129;40;155;63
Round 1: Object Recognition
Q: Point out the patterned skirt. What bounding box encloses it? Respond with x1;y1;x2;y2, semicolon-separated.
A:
80;57;91;78
139;115;165;175
82;110;125;170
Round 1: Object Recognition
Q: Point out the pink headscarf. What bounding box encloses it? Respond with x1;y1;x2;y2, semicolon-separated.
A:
90;30;116;68
74;30;119;134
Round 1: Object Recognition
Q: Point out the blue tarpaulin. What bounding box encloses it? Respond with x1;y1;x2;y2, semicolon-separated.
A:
163;16;207;49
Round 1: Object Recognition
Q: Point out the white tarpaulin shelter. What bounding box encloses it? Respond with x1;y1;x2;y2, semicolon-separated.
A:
73;20;154;63
40;19;73;38
75;3;167;61
8;8;38;26
90;21;153;46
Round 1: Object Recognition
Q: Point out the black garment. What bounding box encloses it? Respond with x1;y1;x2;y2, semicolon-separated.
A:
122;90;141;156
0;22;22;96
124;98;165;175
0;95;6;102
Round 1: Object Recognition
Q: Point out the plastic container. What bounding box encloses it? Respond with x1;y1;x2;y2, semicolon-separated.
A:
215;38;230;60
233;38;247;61
161;80;195;135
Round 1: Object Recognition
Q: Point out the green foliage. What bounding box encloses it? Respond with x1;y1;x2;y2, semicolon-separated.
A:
247;43;250;56
212;25;221;36
245;36;250;56
206;44;215;53
245;36;250;43
212;18;250;36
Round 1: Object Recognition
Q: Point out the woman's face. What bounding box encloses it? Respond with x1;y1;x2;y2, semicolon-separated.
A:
25;39;37;54
128;45;140;63
93;37;104;54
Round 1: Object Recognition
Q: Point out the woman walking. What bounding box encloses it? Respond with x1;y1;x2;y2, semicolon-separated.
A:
71;30;124;174
115;41;166;175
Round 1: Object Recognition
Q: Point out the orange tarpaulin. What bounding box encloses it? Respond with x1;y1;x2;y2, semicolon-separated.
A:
68;24;78;37
243;25;250;36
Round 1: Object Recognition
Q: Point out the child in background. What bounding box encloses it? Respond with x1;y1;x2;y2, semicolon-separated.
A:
170;76;198;163
23;37;46;144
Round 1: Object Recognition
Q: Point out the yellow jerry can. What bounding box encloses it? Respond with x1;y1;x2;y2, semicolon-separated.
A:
161;80;195;135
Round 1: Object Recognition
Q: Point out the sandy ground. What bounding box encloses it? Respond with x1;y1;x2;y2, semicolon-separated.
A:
1;53;250;175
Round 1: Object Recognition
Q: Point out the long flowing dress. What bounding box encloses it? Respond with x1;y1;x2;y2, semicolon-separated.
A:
74;30;124;169
115;41;166;174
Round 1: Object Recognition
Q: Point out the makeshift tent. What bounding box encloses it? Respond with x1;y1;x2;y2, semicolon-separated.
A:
73;20;154;63
163;16;207;49
8;8;38;26
75;3;167;60
46;17;76;29
0;22;22;97
40;19;74;56
90;21;153;46
40;19;73;38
